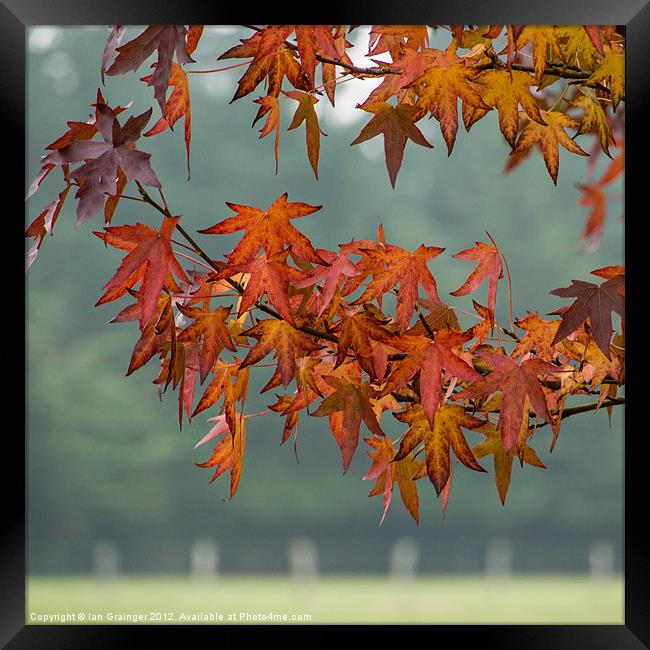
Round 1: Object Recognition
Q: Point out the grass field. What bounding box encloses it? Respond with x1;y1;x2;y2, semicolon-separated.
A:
27;574;624;624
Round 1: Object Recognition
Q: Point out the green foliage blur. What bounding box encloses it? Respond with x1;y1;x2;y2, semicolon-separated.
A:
26;26;624;575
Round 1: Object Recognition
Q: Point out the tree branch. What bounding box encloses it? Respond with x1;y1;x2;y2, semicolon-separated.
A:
241;25;624;99
242;25;401;77
537;396;625;428
134;181;340;344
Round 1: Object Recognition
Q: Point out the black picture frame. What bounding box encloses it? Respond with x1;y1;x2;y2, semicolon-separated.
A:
5;2;646;646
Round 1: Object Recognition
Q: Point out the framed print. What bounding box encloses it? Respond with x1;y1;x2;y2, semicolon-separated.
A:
4;1;647;646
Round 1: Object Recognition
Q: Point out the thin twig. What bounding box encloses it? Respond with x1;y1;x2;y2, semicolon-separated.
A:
187;61;252;74
486;230;515;334
536;396;625;428
242;25;400;77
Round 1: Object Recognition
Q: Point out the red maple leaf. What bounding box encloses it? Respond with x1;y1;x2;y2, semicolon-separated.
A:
454;350;558;451
199;193;324;266
383;331;481;427
99;217;189;328
450;240;503;329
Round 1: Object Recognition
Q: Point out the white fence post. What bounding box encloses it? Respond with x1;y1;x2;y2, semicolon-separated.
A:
288;537;318;584
589;540;615;578
485;538;513;579
93;541;120;581
190;538;219;581
390;538;419;582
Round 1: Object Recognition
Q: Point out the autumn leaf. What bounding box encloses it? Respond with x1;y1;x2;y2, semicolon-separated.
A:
511;312;560;361
293;25;341;87
582;25;606;57
268;359;349;444
43;103;161;225
321;26;354;106
252;96;281;174
106;25;194;117
591;265;624;281
312;376;384;473
240;319;323;386
570;88;615;157
368;25;429;59
511;110;589;184
186;25;204;55
142;62;193;178
360;48;436;107
103;168;127;225
353;243;445;331
577;183;607;252
412;47;490;154
101;26;125;85
558;332;621;389
292;248;360;317
472;419;545;505
99;216;189;328
177;304;236;383
178;339;199;426
364;435;422;524
110;292;173;376
283;90;326;179
27;90;127;205
407;301;461;336
196;411;247;498
383;331;481;428
585;44;624;110
192;360;249;428
464;70;546;147
351;102;432;188
394;404;486;495
550;273;625;358
215;252;307;325
25;185;71;270
449;240;503;328
220;27;307;101
199;193;323;266
454;350;558;451
514;26;562;84
330;310;396;380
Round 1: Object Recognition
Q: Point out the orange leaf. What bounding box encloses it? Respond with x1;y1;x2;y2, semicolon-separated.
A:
199;193;323;266
196;412;247;498
283;90;326;179
450;240;503;328
252;95;281;174
364;435;422;524
313;376;384;473
351;102;432;188
512;111;589;185
240;319;323;386
394;404;485;495
142;63;192;178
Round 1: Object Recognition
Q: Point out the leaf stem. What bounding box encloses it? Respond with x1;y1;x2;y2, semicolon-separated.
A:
486;230;515;334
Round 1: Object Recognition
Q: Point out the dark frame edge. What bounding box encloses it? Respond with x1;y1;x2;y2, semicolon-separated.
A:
4;0;648;646
624;1;650;647
1;0;26;647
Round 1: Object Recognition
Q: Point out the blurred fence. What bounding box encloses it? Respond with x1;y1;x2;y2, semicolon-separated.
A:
31;536;620;576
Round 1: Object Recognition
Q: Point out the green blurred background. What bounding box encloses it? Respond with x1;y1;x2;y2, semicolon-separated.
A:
26;26;624;623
